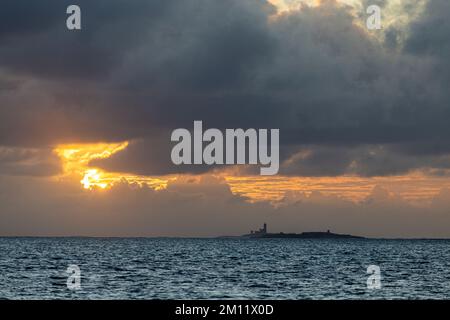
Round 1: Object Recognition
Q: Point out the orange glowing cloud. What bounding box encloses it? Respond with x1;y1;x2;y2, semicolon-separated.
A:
53;141;450;207
54;142;169;190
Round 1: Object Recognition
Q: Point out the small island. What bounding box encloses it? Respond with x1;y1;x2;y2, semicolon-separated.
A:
241;223;364;239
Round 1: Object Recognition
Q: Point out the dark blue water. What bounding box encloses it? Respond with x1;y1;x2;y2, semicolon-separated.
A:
1;238;449;299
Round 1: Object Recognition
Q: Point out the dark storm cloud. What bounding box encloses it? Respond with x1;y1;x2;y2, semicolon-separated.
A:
0;146;61;176
405;0;450;58
89;133;216;175
405;0;450;79
0;1;61;38
279;144;450;177
0;0;173;78
0;0;277;148
1;0;450;176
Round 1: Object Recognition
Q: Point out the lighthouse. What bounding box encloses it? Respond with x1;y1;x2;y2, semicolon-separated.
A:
249;223;268;235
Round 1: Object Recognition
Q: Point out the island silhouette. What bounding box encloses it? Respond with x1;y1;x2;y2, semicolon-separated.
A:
240;223;364;239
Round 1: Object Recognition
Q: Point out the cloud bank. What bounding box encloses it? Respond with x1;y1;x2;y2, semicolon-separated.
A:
0;0;449;177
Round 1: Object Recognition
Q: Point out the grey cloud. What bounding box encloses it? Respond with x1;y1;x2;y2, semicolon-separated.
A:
1;0;450;177
279;144;450;177
0;0;174;79
89;134;217;175
405;0;450;58
0;146;61;176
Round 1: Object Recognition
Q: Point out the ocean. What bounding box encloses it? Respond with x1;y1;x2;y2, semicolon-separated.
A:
1;237;449;299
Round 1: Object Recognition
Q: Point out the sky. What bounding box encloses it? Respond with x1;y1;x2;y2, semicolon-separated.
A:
1;0;450;237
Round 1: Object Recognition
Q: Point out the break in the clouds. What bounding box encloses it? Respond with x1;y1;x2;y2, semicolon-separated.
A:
0;0;450;177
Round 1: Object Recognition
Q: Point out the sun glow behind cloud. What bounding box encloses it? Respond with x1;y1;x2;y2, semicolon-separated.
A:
52;141;450;206
54;142;169;190
268;0;360;13
268;0;427;38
